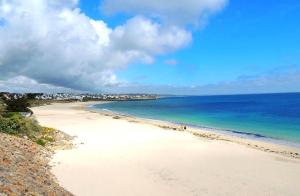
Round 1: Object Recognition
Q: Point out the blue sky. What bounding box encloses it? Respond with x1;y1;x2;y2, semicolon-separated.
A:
83;0;300;92
112;0;300;86
0;0;300;94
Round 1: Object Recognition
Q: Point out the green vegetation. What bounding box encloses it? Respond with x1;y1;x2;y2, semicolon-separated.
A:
36;138;47;146
5;97;31;112
0;98;6;113
0;112;41;138
0;97;56;146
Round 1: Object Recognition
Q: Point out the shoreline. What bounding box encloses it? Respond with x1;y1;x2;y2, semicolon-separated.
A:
87;101;300;159
87;95;300;148
31;101;300;196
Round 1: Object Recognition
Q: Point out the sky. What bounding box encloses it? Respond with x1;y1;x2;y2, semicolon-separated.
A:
0;0;300;95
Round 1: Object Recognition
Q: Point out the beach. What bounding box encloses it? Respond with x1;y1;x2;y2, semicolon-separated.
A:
32;102;300;196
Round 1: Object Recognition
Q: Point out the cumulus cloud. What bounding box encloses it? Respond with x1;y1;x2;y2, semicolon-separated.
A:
0;0;192;91
111;16;191;59
0;76;77;93
101;0;228;26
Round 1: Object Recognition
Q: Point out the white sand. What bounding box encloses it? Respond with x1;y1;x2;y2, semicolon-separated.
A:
32;102;300;196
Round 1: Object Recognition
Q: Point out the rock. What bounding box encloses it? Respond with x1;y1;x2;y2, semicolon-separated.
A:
113;116;120;119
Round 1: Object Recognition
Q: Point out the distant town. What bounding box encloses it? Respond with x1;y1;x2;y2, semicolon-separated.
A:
0;92;158;102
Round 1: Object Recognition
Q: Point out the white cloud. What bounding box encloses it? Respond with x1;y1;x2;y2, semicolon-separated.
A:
0;76;77;93
110;16;191;62
101;0;228;26
0;0;192;91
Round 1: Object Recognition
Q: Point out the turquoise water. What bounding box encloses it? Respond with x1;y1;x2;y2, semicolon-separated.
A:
92;93;300;146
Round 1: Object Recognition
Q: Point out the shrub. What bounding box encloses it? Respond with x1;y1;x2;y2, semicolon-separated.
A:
0;115;19;135
36;139;46;146
5;97;31;112
42;135;55;142
0;113;42;138
0;97;57;146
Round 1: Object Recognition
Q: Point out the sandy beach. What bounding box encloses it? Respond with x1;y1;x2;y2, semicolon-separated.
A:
32;102;300;196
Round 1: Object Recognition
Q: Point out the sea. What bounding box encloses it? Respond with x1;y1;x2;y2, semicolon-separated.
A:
92;93;300;147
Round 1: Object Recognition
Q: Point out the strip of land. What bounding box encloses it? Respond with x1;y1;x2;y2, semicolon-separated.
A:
32;102;300;196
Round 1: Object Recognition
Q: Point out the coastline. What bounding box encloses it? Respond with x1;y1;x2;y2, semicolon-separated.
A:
32;101;300;195
93;94;300;146
88;102;300;159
